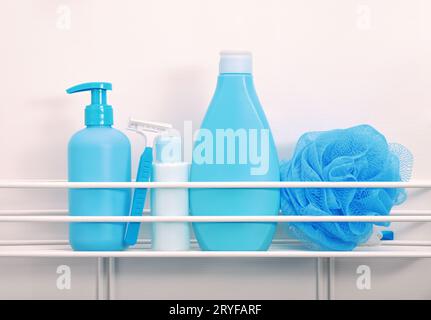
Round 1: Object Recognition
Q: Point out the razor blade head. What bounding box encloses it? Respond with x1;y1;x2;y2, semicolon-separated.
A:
128;118;173;133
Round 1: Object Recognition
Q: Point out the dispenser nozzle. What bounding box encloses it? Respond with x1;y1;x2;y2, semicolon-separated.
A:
66;82;114;126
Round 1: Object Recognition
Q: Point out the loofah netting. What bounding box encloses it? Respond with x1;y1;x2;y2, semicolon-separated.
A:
280;125;413;251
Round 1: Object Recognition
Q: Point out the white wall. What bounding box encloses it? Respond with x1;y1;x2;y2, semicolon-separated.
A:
0;0;430;299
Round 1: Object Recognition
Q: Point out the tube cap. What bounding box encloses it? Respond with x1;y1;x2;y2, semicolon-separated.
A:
219;51;252;74
155;134;182;163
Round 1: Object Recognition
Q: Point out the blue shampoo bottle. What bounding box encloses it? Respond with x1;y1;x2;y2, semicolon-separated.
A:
67;82;131;251
190;52;280;251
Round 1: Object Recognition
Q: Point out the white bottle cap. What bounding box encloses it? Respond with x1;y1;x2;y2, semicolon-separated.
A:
155;134;182;163
219;51;252;74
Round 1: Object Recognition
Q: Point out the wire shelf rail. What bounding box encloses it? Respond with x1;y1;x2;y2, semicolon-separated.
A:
0;180;430;258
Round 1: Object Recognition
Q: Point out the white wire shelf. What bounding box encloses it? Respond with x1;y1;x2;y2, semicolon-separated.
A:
1;209;431;216
0;180;430;189
0;179;430;258
0;244;431;258
1;239;430;247
0;215;430;222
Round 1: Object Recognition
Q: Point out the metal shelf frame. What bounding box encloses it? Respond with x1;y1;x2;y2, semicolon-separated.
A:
1;179;430;300
0;180;430;258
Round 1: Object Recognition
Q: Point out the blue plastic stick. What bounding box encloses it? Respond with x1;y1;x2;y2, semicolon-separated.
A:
124;147;153;246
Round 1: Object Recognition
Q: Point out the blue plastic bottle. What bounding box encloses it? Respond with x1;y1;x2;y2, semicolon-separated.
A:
67;82;131;251
190;52;280;251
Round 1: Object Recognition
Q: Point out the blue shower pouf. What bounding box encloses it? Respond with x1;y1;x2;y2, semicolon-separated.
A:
280;125;413;251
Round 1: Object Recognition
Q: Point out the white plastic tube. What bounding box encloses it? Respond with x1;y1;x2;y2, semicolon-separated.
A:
151;162;190;251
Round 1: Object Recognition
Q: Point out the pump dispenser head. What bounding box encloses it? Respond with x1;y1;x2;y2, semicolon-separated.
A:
219;51;252;74
66;82;114;126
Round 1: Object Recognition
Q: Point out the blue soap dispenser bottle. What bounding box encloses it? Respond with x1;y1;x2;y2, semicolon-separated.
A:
190;51;280;251
67;82;131;251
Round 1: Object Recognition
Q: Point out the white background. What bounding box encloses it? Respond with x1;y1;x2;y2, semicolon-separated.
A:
0;0;431;299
